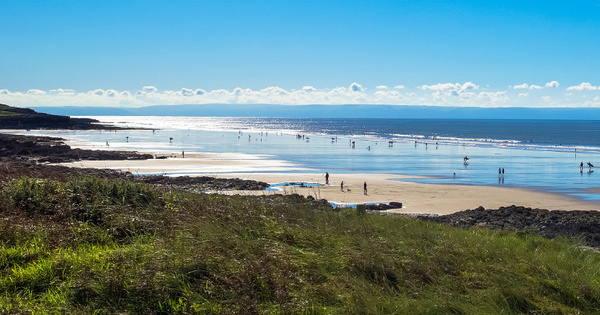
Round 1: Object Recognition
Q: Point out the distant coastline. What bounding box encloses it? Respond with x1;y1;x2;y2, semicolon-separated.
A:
32;104;600;120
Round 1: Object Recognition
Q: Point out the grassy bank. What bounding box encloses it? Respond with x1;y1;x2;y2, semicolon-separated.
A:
1;173;600;314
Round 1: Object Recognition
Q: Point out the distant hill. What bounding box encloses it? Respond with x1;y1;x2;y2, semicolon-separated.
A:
31;104;600;120
0;103;101;129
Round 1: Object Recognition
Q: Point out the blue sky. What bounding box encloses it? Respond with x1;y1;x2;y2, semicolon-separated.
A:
1;0;600;107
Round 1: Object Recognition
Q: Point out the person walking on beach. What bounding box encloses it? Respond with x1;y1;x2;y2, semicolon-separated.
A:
325;172;329;185
340;181;344;192
363;181;368;195
182;151;185;158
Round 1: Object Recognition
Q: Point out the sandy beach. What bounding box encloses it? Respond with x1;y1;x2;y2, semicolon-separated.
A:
57;153;600;215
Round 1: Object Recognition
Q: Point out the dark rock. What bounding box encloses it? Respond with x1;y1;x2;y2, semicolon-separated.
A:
366;202;403;211
423;205;600;247
0;103;127;130
0;133;153;163
135;175;269;191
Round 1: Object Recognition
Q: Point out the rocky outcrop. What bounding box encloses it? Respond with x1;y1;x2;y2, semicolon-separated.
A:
0;104;102;129
0;133;270;191
0;133;153;163
136;175;269;192
366;202;403;211
424;205;600;247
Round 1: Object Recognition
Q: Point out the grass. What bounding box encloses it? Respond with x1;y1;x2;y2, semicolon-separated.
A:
0;104;28;117
0;169;600;314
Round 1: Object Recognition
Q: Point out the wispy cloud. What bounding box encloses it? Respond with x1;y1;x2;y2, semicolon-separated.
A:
567;82;598;91
1;81;600;108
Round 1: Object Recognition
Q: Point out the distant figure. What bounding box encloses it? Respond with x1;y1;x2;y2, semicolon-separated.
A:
367;146;370;151
126;136;129;142
499;167;502;176
363;182;367;195
453;172;456;178
463;156;469;164
325;172;330;185
182;151;185;158
352;141;356;149
169;137;173;143
340;181;344;192
502;168;505;175
580;162;584;173
425;143;428;149
588;162;594;171
106;141;109;147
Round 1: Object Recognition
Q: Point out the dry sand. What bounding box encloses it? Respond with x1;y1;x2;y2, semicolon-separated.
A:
57;153;600;215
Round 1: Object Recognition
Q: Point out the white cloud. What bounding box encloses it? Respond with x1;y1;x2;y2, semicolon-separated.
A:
349;82;363;92
27;89;46;95
462;82;478;90
261;86;289;95
142;86;158;93
180;88;195;97
1;81;600;109
106;89;118;97
419;82;479;91
49;88;75;95
89;89;105;96
512;83;530;89
567;82;598;91
512;83;545;90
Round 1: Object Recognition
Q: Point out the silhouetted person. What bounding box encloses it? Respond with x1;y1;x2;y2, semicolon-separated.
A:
340;181;344;192
363;182;367;195
325;172;329;185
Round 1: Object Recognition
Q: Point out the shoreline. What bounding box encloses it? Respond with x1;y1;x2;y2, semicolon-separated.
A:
55;155;600;215
3;120;597;215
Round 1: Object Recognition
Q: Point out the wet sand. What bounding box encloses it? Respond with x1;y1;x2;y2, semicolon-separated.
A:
57;153;600;215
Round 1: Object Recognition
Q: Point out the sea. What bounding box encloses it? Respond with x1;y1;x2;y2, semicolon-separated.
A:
8;116;600;201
